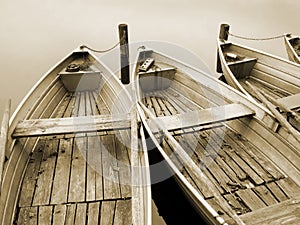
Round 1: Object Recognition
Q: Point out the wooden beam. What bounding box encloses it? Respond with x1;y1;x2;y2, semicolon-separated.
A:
147;103;254;132
13;114;130;138
0;99;11;188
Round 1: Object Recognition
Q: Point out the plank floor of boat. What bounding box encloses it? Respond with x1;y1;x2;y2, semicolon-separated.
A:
143;88;300;222
15;91;132;225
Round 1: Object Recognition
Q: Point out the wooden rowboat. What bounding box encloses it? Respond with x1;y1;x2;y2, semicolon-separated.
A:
0;48;151;225
134;47;300;224
217;27;300;135
284;33;300;64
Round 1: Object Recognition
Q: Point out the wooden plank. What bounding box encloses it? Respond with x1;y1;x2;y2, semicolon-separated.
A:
99;201;116;225
18;139;45;207
221;140;265;186
86;137;97;202
13;114;131;138
51;138;72;204
102;135;121;200
68;137;86;203
206;198;231;222
277;93;300;110
65;204;76;225
75;203;87;225
53;204;67;225
238;197;300;225
38;206;53;225
0;99;10;183
224;194;249;215
253;185;278;206
266;182;288;202
151;103;254;132
226;131;274;183
32;139;59;206
17;207;38;225
87;202;100;225
225;129;285;180
236;188;266;211
276;177;300;199
115;137;131;199
114;199;132;225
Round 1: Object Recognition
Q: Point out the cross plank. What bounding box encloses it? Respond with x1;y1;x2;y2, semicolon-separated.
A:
13;114;130;138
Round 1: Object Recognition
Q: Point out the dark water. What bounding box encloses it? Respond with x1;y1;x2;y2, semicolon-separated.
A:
148;142;207;225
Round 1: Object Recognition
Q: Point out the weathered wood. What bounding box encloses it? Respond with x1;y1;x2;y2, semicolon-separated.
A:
115;137;131;198
146;103;254;132
17;207;38;225
119;23;130;84
0;99;11;187
246;81;300;144
253;185;278;206
238;197;300;225
32;139;59;206
65;204;76;225
99;201;116;225
38;205;53;225
266;182;288;202
236;188;266;211
75;203;87;225
53;204;67;225
87;202;100;225
101;135;121;200
51;138;72;204
18;140;45;207
68;137;86;203
13;114;131;138
114;199;132;225
276;177;300;199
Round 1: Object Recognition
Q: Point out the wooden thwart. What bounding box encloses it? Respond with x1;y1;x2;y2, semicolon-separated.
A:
150;103;254;131
13;114;131;138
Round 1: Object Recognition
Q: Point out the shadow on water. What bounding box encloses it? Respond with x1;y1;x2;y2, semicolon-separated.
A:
148;144;207;225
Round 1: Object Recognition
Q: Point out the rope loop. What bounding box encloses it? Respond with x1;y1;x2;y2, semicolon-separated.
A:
80;31;126;53
228;31;285;41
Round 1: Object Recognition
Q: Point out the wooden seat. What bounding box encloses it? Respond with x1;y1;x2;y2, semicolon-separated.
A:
13;114;131;138
148;103;255;132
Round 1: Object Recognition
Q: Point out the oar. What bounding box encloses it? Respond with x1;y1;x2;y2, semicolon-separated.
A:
245;81;300;144
262;92;300;122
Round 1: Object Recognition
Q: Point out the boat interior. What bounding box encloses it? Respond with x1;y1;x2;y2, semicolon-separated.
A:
0;51;150;225
219;43;300;132
136;50;300;224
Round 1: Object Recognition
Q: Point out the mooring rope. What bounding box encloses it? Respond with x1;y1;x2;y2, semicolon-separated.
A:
80;31;126;53
228;31;285;41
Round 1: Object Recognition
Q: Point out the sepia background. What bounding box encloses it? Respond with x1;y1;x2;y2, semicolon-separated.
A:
0;0;299;223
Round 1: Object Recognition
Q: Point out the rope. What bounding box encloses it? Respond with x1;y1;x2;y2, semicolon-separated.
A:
228;31;285;41
80;31;126;53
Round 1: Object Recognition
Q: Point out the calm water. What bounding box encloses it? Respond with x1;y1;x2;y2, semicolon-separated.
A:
1;1;300;224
